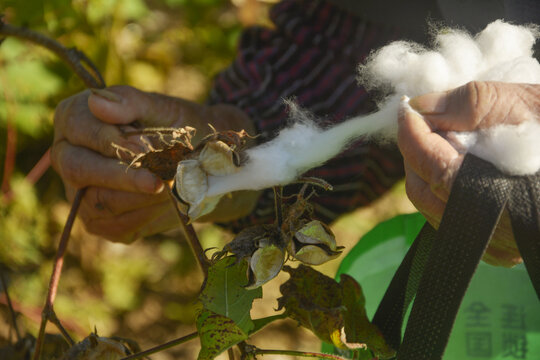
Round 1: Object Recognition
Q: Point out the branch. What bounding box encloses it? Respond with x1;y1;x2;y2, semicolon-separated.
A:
252;349;349;359
119;332;198;360
0;271;21;342
32;188;86;360
0;22;105;89
1;110;16;196
26;148;51;185
273;186;283;227
0;18;106;360
166;185;210;275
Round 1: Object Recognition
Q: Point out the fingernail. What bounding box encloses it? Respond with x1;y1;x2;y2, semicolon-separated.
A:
136;171;164;194
90;88;122;103
409;91;448;114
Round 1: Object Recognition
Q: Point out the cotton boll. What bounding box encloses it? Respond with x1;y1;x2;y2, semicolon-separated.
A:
358;41;423;91
407;51;451;95
478;57;540;83
476;20;538;68
450;121;540;175
436;30;482;86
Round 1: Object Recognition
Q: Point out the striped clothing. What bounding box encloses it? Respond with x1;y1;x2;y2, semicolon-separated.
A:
208;0;405;232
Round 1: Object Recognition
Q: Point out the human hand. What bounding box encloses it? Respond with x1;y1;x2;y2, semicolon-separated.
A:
397;81;540;267
51;85;258;243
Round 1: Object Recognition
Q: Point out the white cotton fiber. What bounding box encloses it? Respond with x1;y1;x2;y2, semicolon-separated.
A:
450;121;540;175
206;20;540;197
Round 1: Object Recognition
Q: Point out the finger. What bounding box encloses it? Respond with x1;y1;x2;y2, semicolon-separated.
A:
398;102;463;200
81;187;170;219
84;201;175;243
54;91;146;159
409;82;539;131
404;163;447;221
132;207;180;239
88;85;204;128
52;140;163;193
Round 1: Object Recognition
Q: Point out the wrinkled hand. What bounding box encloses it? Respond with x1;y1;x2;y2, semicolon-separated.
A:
51;85;258;243
398;81;540;267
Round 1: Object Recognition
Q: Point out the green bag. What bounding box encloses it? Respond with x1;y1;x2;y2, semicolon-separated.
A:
325;213;540;359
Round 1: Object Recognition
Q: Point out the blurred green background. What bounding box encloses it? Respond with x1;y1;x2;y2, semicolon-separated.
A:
0;0;413;358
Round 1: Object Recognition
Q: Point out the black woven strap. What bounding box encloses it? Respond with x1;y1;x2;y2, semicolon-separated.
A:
397;154;512;359
371;222;436;350
372;154;540;359
508;174;540;299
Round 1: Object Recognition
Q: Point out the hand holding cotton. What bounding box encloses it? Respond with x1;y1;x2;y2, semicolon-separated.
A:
206;20;540;198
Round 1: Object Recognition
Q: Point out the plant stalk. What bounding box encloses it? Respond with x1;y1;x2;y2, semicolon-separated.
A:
166;185;210;275
0;271;21;342
253;349;349;359
273;186;283;227
32;188;86;360
0;22;105;89
120;332;198;360
1;18;106;360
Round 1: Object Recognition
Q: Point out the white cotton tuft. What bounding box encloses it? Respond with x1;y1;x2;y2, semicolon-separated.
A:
206;20;540;197
449;121;540;176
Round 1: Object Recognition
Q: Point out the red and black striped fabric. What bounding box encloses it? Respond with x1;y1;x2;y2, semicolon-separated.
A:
208;0;405;231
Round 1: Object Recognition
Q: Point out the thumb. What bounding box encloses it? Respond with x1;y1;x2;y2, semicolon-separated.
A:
408;81;488;132
88;85;203;128
408;81;537;132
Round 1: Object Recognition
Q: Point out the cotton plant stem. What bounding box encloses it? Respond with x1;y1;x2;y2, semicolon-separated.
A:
48;309;75;346
296;176;333;191
119;331;198;360
0;22;105;89
273;186;284;227
26;148;51;186
228;348;236;360
166;185;210;275
1;112;16;196
1;19;106;360
32;188;86;360
0;272;21;342
252;349;349;359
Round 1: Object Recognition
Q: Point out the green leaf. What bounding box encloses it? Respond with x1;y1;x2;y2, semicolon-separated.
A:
340;274;395;358
196;308;247;360
250;313;288;335
278;265;347;347
278;265;395;358
199;257;262;334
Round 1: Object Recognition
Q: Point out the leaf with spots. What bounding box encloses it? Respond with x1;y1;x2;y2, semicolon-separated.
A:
199;257;262;334
278;265;395;358
196;308;247;360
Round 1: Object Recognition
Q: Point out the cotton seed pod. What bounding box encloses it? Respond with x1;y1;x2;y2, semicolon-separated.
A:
187;194;223;221
199;140;239;176
175;159;207;205
289;220;343;265
60;333;128;360
245;244;286;290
